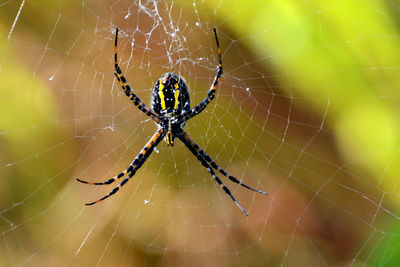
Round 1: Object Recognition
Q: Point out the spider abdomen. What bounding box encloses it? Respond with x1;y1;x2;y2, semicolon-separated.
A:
151;72;190;116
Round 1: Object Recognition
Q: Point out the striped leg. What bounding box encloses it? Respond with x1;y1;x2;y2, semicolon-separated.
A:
114;27;161;124
179;131;268;196
77;166;132;185
78;128;165;205
178;132;249;216
178;28;223;123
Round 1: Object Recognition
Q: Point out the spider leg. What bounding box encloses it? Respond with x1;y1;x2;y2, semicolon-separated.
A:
114;27;161;124
178;132;249;216
178;28;223;123
179;130;268;196
76;147;143;186
77;167;130;185
79;128;165;205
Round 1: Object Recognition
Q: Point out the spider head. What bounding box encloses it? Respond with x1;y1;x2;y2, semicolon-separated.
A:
151;72;190;117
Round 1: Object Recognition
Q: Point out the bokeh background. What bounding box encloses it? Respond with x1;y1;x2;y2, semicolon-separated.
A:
1;0;400;266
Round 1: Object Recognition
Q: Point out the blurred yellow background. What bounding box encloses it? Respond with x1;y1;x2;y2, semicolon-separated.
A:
1;0;400;266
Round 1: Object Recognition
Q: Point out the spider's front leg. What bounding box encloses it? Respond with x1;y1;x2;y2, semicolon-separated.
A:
178;28;223;123
114;27;161;124
77;128;165;205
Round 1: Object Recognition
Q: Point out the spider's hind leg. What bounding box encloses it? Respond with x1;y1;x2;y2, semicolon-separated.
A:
178;131;249;216
179;130;268;196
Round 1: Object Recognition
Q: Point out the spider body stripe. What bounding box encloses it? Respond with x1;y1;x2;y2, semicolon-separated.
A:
174;89;180;109
158;84;167;110
77;27;268;215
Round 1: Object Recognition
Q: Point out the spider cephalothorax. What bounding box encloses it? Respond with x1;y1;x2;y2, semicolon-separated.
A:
77;27;268;216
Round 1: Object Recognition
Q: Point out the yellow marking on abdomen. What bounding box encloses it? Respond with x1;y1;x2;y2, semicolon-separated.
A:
174;89;180;109
158;83;166;110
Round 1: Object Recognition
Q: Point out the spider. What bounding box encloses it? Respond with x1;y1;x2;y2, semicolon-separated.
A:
77;27;268;216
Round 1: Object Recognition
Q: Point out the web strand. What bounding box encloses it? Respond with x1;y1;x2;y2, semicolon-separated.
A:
0;0;399;266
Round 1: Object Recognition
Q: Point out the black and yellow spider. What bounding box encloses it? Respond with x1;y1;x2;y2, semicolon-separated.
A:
77;27;268;216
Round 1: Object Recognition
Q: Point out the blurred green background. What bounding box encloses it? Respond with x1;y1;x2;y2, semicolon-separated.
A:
1;0;400;266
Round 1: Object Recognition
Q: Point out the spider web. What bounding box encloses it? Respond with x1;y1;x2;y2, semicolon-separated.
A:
1;0;400;266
